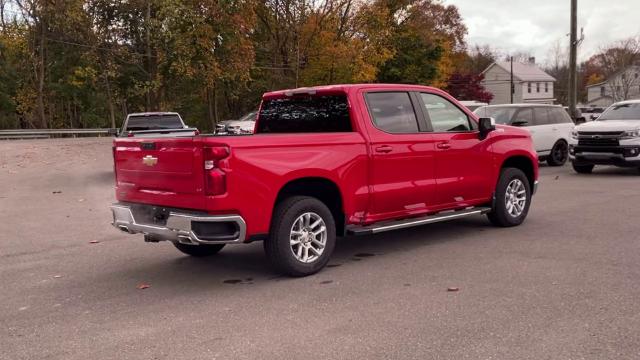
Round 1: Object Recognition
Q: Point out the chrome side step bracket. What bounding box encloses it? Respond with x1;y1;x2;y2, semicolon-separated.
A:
346;207;492;236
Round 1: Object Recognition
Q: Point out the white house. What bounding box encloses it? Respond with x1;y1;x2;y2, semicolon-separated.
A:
586;65;640;107
481;60;556;105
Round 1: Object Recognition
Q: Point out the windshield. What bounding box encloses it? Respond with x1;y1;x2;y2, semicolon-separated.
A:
125;114;184;131
598;103;640;121
473;106;519;124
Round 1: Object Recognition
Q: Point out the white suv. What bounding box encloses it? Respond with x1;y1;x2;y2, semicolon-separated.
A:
474;104;574;166
569;100;640;173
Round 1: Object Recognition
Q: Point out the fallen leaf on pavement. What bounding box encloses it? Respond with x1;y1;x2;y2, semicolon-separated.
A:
52;191;62;194
89;240;100;244
78;198;85;202
447;287;459;292
137;283;151;290
53;275;62;279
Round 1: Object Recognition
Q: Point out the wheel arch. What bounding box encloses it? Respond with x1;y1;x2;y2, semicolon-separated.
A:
274;177;346;236
499;155;536;191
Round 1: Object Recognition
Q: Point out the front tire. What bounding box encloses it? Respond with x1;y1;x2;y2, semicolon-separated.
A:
487;168;532;227
547;140;568;166
264;196;336;277
572;162;594;174
173;242;225;257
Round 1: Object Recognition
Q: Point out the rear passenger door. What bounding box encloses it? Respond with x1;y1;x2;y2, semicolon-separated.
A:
418;93;494;207
362;91;437;221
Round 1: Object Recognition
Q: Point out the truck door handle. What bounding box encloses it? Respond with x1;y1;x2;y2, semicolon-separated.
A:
436;142;451;150
375;145;393;153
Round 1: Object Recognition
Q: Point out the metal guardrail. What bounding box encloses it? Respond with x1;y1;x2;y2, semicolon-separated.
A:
0;128;118;140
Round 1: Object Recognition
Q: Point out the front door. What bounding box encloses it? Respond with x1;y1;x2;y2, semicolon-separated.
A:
417;92;495;208
362;91;437;222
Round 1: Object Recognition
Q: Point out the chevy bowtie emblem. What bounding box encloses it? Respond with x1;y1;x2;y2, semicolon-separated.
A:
142;155;158;166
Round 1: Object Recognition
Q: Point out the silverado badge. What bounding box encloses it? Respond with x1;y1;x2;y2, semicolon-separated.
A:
142;155;158;166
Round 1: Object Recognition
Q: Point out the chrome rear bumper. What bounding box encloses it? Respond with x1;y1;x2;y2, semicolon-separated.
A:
110;204;246;245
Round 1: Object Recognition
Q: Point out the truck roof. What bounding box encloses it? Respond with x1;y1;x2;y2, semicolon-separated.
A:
263;84;441;99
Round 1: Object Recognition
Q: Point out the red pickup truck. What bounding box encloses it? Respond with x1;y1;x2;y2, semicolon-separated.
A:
111;84;538;276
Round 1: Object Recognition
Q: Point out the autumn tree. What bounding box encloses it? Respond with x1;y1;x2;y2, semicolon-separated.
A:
592;37;640;101
446;73;492;102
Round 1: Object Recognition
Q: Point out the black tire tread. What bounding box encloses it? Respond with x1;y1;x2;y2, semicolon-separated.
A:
547;140;568;166
264;196;336;277
572;162;594;174
487;167;532;227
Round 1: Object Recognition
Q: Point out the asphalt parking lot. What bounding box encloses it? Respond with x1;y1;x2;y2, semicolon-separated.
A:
1;137;640;360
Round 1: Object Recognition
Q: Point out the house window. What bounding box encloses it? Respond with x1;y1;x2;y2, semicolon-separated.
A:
600;86;605;97
536;83;540;93
528;82;531;93
545;82;548;92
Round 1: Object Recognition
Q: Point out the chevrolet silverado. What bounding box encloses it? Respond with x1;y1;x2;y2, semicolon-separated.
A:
111;84;539;276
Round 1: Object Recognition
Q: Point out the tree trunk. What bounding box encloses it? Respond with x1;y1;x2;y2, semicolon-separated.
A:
213;84;219;126
104;75;116;128
206;87;214;130
37;21;47;128
145;0;152;111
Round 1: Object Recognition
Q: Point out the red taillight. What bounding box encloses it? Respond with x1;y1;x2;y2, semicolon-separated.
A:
112;145;118;184
204;146;229;195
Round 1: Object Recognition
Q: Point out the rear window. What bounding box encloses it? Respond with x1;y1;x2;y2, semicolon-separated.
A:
126;114;183;131
257;95;352;133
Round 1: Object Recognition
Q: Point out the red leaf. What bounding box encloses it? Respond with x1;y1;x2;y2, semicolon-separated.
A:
137;283;151;290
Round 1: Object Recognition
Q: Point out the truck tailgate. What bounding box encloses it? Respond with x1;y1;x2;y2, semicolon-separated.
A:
113;138;206;209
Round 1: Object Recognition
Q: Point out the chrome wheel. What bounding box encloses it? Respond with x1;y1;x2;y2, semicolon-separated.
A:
289;212;327;263
505;179;527;217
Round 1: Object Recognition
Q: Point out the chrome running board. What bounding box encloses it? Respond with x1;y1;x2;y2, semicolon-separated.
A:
346;207;492;236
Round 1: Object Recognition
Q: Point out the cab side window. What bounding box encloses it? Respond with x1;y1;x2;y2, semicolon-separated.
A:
365;92;420;133
420;93;472;132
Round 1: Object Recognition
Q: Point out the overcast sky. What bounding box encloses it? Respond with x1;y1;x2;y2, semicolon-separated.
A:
444;0;639;64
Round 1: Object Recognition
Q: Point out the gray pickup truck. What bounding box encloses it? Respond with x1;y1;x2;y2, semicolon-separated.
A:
120;112;198;137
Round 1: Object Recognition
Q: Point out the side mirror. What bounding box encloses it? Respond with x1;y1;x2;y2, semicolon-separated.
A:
479;117;495;139
575;117;586;125
590;114;598;121
511;119;528;127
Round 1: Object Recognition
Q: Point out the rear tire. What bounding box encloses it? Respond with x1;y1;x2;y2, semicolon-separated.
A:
264;196;336;277
547;140;568;166
487;168;532;227
173;242;225;257
572;163;594;174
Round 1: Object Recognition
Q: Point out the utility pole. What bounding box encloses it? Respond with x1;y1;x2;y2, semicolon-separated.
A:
568;0;578;120
510;56;514;104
